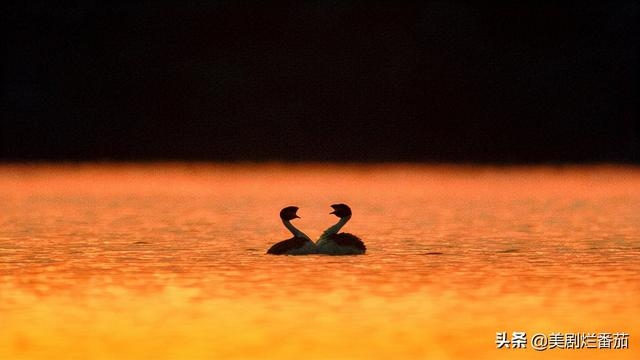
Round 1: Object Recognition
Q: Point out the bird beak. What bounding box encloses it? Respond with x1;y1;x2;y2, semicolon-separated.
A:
329;210;336;214
294;215;301;218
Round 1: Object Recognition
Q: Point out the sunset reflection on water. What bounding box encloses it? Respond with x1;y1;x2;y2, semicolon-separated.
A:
1;164;639;359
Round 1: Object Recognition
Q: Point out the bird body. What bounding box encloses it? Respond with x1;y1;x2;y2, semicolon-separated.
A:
316;233;365;255
267;237;316;255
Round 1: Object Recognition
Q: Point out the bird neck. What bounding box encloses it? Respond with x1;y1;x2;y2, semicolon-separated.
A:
320;216;351;239
282;219;310;240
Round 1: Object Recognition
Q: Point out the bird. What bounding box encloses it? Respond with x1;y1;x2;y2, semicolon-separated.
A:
266;206;316;255
316;203;366;255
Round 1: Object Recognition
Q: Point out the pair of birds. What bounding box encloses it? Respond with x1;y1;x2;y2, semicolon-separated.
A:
267;204;366;255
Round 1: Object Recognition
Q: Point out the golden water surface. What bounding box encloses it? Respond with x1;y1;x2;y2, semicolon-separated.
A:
1;164;639;359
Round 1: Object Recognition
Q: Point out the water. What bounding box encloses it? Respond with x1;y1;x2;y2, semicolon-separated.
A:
1;164;639;359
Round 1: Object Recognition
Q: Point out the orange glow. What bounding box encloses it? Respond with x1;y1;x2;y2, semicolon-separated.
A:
1;164;639;359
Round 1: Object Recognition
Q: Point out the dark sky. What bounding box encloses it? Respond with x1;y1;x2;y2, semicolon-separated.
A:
2;1;638;162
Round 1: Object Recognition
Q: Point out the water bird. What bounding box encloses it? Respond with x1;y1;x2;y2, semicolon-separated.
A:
316;204;366;255
266;206;316;255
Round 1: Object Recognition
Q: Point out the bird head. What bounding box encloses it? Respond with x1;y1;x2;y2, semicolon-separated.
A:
330;203;352;218
280;206;301;221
